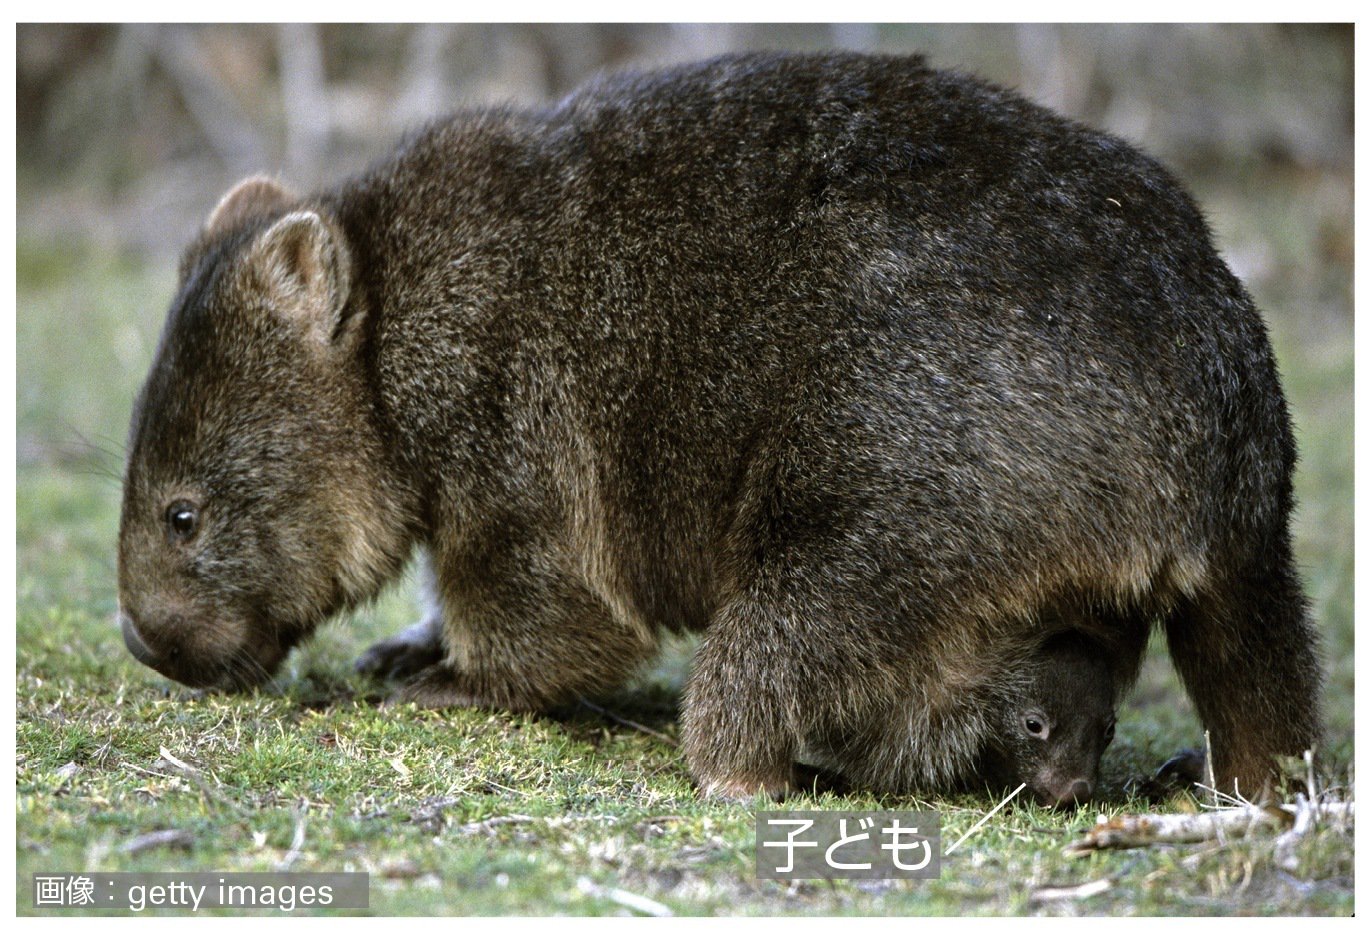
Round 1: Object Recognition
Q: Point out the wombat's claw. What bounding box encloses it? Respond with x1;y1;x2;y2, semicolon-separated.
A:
355;623;444;680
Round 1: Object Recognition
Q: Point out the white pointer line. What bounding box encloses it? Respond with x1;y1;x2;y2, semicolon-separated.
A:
944;783;1028;855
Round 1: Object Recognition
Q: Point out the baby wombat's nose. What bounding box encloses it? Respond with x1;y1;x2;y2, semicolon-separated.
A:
1042;778;1094;809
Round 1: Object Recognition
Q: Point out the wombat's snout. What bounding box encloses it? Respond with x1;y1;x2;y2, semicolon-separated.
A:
120;610;198;685
119;612;159;666
118;607;277;690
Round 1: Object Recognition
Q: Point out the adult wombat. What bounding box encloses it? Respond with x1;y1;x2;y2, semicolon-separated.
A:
118;51;1321;801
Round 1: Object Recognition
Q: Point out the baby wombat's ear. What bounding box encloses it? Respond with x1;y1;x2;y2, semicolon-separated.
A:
243;210;355;350
206;176;297;236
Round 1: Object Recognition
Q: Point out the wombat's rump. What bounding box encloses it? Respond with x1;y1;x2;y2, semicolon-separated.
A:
117;52;1321;800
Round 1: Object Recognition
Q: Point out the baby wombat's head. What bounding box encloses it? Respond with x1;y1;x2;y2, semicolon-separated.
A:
979;632;1118;808
118;177;408;690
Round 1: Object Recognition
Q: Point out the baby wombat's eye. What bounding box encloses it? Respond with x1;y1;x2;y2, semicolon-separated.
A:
1103;717;1116;745
1022;713;1049;739
165;500;200;543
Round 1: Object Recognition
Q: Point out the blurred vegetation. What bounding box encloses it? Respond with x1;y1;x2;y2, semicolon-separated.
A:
14;23;1354;916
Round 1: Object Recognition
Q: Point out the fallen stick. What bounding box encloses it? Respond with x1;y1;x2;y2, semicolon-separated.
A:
1064;799;1353;857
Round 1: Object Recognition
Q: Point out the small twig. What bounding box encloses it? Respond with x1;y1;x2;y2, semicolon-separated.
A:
458;814;535;835
1031;878;1113;903
1305;748;1318;803
276;808;308;870
121;829;195;855
158;745;200;776
407;797;462;825
1203;729;1215;797
458;813;622;835
1065;800;1353;857
576;877;673;917
125;748;251;819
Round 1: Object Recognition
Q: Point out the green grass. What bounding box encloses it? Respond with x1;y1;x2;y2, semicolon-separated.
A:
15;183;1354;915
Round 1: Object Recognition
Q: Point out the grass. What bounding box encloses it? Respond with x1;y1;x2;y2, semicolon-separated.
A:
14;166;1354;915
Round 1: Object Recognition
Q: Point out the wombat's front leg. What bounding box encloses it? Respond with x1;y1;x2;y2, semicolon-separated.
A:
383;539;659;712
355;614;444;681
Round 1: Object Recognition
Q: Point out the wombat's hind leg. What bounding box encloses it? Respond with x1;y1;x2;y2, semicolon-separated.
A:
1163;542;1321;800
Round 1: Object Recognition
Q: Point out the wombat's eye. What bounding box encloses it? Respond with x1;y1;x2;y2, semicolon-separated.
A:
165;500;200;542
1103;718;1116;744
1022;714;1049;739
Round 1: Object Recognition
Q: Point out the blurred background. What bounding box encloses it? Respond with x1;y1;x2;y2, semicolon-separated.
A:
16;24;1354;258
15;24;1354;745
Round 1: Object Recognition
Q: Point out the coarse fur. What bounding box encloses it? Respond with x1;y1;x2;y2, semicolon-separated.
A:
118;51;1321;800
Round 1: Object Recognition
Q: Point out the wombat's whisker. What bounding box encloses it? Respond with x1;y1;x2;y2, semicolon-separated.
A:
62;425;127;464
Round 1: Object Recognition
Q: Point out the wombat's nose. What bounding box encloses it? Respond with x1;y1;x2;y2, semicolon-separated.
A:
120;612;157;665
120;611;181;667
121;609;216;687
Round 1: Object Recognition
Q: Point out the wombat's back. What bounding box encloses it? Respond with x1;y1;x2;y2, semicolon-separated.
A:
355;53;1285;645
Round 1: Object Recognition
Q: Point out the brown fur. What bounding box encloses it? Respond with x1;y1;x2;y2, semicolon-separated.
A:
118;52;1321;800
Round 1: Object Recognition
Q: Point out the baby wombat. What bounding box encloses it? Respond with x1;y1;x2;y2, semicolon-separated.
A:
794;630;1118;805
977;633;1117;808
117;51;1321;801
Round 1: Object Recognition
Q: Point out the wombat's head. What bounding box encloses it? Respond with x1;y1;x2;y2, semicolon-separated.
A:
980;633;1118;808
118;177;409;690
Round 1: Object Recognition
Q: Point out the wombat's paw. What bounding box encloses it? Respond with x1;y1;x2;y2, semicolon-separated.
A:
386;666;483;709
355;619;445;680
1128;748;1209;801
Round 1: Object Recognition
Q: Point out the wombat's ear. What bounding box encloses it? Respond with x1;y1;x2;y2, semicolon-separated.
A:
206;176;296;236
246;210;354;349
